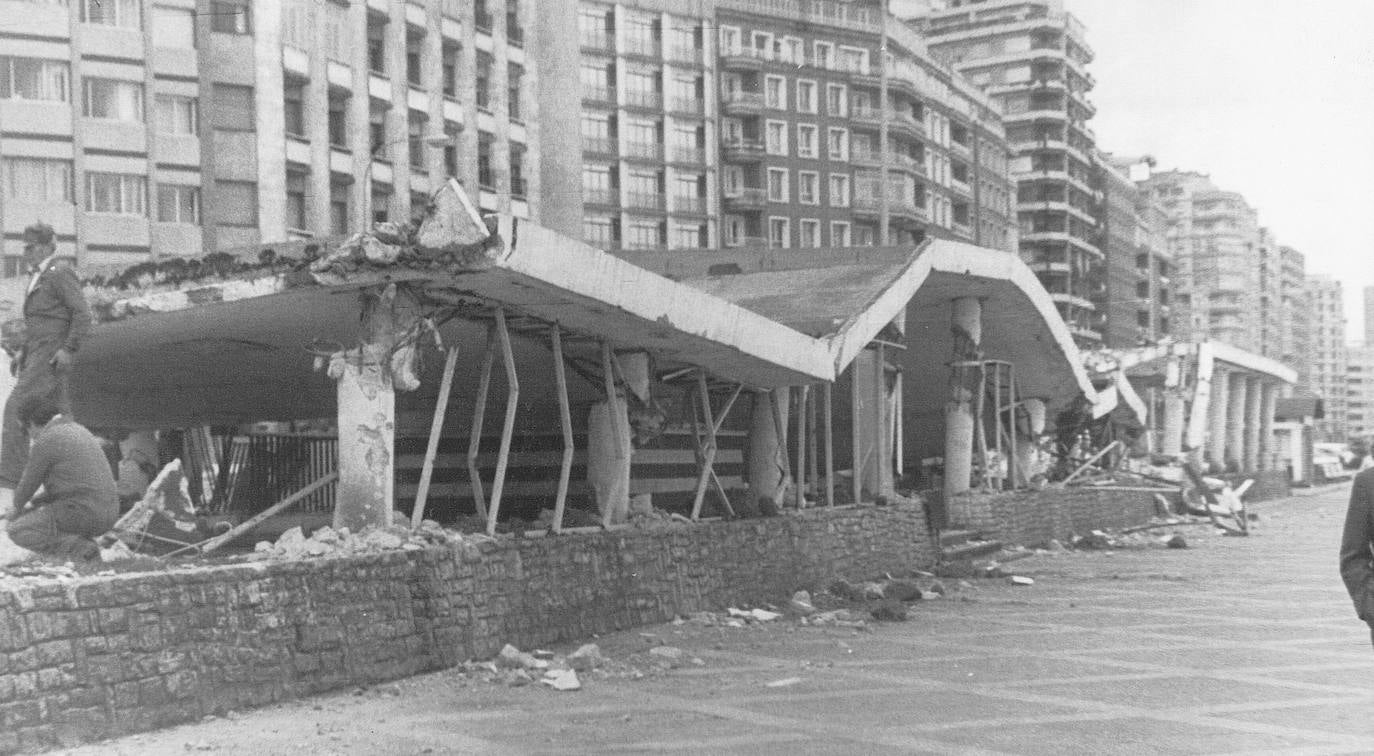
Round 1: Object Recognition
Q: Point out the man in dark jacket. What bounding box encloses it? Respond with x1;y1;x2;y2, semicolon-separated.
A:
2;394;117;561
1339;467;1374;646
0;222;92;489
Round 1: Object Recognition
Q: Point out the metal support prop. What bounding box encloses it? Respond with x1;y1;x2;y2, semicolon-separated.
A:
893;370;903;479
487;308;519;536
770;387;792;500
466;325;496;524
807;384;819;497
850;364;862;505
600;341;624;462
875;344;886;497
795;385;809;509
551;324;573;534
690;371;717;520
411;346;459;528
824;382;835;507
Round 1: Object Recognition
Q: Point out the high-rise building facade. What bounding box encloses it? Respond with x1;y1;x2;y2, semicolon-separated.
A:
1279;245;1310;379
0;0;538;276
904;0;1103;346
1098;156;1170;348
1347;343;1374;444
1307;274;1348;442
1364;284;1374;345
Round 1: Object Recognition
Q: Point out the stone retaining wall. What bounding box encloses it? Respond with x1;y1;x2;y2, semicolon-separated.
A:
0;503;934;753
947;487;1163;546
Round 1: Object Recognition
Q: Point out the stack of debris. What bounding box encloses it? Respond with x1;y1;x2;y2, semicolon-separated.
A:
247;520;470;562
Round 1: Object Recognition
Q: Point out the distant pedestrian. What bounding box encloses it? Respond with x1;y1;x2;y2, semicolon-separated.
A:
0;222;92;492
1339;467;1374;647
1;394;118;562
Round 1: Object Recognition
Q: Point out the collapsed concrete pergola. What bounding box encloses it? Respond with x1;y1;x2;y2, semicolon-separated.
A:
1086;341;1297;472
65;182;834;533
617;239;1096;503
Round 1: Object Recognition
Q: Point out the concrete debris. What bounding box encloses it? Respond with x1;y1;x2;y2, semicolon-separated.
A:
726;607;781;623
567;644;604;672
789;590;817;616
648;646;684;661
245;520;467;562
882;580;922;602
498;644;549;671
1166;534;1189;549
920;591;942;601
807;608;870;628
764;677;802;688
869;600;909;621
1008;576;1035;586
541;669;581;691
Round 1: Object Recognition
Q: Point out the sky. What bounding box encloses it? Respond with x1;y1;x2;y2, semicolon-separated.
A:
1065;0;1374;343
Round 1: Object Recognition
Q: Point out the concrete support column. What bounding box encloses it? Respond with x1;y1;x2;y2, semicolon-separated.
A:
1225;372;1248;472
853;351;888;498
1259;381;1279;471
944;297;981;499
1161;391;1186;457
749;388;789;508
587;396;630;524
1207;368;1229;469
1244;375;1263;472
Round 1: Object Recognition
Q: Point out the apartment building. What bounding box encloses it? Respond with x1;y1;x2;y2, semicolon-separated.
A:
574;0;716;251
1307;274;1348;442
1280;245;1311;382
905;0;1103;346
1099;156;1170;348
1365;285;1374;344
1348;344;1374;443
0;0;536;275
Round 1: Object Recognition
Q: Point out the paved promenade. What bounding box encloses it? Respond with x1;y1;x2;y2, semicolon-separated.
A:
53;484;1374;755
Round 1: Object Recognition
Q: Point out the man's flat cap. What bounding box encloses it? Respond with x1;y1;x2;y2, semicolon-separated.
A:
22;222;55;246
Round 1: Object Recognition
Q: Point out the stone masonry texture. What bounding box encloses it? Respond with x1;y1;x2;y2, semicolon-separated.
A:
0;503;936;753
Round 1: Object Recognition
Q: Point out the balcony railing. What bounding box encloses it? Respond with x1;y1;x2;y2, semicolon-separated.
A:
625;192;666;210
580;30;612;51
672;146;704;163
623;36;661;57
720;137;764;159
673;196;705;214
623;90;662;109
723;187;765;206
584;188;617;205
670;46;702;64
507;19;524;47
583;136;616;154
720;91;764;111
582;86;613;104
510;176;527;199
623;141;664;160
474;9;493;33
670;97;704;114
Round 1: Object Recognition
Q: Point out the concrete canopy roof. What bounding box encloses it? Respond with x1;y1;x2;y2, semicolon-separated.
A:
65;183;834;430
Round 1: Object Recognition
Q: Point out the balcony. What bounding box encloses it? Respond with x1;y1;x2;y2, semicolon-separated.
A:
723;187;766;211
623;141;664;161
669;46;703;66
623;90;662;110
507;21;524;48
853;195;928;225
1049;291;1094;310
669;97;704;116
720;91;764;116
582;86;614;106
1029;260;1071;275
721;136;764;162
720;48;765;71
623;36;661;58
888;114;926;140
625;192;666;211
672;195;706;214
670;146;705;164
580;31;613;54
950;178;973;197
583;136;616;156
584;188;617;206
474;9;493;34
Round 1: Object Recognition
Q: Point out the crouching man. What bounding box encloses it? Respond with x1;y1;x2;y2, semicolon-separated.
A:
1;394;117;562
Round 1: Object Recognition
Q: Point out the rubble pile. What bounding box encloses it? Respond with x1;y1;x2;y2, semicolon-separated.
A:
247;520;471;562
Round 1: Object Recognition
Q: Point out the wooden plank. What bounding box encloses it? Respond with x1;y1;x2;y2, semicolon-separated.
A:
487;308;520;536
467;327;495;524
824;382;834;507
690;371;717;520
551;324;573;534
178;472;340;556
411;346;459;528
795;385;808;508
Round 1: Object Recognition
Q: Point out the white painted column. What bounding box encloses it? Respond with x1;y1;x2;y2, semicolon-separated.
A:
587;396;630;524
1225;372;1248;472
1207;368;1229;469
944;297;981;499
853;351;886;498
748;389;787;508
1259;381;1279;471
1161;392;1186;457
1244;375;1263;472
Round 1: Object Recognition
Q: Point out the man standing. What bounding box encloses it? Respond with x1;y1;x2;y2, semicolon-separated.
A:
0;222;92;492
2;395;118;562
1339;466;1374;646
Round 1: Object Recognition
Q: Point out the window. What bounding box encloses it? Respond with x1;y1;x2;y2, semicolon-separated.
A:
798;171;818;205
283;0;310;47
283;81;304;137
153;6;195;47
507;63;523;121
799;219;820;248
83;78;144;121
86;172;147;215
626;221;662;249
325;2;350;61
330;182;349;235
0;58;69;102
856;226;874;246
766;167;788;202
2;158;72;203
406;47;422;87
328;95;347;146
510;144;526;197
828;174;850;207
827;127;849;161
580;64;612;102
155;94;197;134
442;122;459;177
211;181;257;226
768;217;789;248
475;52;493;110
765;120;788;156
212;84;254;130
831;221;851;246
813;41;833;69
838;46;868;74
81;0;140;29
796;124;817;159
477;131;495;189
582;113;613;153
764;75;786;109
826;84;847;117
367;24;387;73
156;184;200;223
285;172;307;230
779;36;803;65
624;70;660;109
719;26;741;55
407;113;427;170
584;215;616;246
211;0;250;34
442;45;459;97
796;80;817;114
